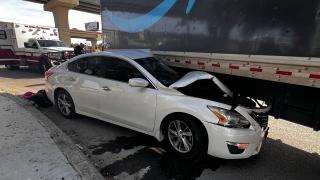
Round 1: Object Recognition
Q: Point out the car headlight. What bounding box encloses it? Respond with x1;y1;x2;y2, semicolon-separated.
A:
48;52;62;60
207;106;250;128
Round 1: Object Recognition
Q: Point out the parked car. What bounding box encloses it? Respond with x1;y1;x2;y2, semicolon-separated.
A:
45;49;270;159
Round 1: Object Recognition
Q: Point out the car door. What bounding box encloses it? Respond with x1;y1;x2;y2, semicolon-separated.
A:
24;39;40;65
97;56;157;132
66;56;103;116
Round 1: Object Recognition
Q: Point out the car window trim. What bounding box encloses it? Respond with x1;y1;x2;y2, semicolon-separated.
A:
67;55;158;90
94;54;158;90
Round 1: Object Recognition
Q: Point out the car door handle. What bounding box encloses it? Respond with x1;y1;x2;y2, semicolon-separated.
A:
102;86;111;91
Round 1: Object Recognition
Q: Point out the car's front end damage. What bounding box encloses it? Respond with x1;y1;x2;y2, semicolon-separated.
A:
203;105;270;159
169;71;271;159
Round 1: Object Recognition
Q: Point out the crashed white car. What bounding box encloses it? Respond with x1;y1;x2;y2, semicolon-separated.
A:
45;49;270;159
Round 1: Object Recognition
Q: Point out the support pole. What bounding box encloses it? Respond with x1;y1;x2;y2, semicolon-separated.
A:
44;0;79;46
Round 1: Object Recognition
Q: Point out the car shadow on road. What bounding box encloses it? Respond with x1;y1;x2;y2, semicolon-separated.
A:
90;133;320;180
37;106;320;180
94;134;222;180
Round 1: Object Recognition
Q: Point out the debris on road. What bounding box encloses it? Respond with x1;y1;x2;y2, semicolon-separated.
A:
75;143;84;150
23;89;53;108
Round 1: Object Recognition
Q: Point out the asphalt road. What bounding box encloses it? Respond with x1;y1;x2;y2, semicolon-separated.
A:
0;66;319;180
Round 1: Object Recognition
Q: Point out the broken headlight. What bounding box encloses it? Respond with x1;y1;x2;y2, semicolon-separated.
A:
207;106;250;128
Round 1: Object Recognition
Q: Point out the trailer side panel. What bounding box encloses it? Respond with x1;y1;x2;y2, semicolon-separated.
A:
101;0;320;57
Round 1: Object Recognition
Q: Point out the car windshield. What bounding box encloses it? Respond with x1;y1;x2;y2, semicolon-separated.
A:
37;40;65;47
134;57;181;87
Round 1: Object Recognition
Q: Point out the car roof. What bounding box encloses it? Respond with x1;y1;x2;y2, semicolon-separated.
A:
100;49;153;60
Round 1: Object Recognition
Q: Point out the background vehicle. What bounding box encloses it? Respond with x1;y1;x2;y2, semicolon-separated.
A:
100;0;320;130
0;21;74;72
45;50;270;159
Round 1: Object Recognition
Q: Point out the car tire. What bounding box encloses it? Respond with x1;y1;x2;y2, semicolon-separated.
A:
164;115;207;160
55;90;76;118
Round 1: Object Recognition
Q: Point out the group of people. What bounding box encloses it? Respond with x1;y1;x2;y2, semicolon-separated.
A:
73;43;85;56
72;43;105;56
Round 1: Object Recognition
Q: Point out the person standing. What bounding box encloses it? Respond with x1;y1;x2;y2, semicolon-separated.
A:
74;43;85;56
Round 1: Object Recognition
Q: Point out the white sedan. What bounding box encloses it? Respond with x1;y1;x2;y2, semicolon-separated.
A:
45;49;270;159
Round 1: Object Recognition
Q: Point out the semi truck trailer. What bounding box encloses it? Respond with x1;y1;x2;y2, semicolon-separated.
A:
100;0;320;130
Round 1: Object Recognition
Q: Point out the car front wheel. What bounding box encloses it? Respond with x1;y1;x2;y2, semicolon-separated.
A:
55;90;76;118
165;116;207;160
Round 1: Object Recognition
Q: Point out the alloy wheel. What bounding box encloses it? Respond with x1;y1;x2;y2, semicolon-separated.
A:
57;93;72;116
168;120;194;153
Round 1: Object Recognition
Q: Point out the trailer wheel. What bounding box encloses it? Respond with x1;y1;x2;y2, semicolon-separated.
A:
5;64;20;70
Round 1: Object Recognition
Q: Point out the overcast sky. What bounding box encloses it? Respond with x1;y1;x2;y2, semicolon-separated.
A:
0;0;101;44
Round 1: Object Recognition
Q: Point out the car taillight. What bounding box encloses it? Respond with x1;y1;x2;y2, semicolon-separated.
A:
64;51;69;57
45;71;54;81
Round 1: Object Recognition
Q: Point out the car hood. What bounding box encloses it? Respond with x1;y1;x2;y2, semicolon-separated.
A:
169;71;271;115
42;47;74;52
169;71;233;97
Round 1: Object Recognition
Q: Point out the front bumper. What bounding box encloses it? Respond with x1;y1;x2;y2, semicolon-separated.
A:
49;59;68;66
204;122;268;159
49;55;74;66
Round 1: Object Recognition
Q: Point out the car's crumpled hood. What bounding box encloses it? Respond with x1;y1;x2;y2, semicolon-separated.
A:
42;47;74;52
169;71;233;97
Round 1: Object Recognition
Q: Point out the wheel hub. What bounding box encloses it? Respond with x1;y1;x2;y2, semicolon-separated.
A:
57;94;72;116
168;120;194;153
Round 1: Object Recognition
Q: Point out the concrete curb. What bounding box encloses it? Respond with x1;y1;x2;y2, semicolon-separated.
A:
2;93;105;180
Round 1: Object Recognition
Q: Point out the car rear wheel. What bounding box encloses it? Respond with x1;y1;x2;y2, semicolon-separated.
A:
55;90;76;118
164;115;207;160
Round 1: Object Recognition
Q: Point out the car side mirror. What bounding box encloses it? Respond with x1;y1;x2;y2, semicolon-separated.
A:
129;78;149;88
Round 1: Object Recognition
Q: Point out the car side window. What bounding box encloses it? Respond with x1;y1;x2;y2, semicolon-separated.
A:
31;42;38;49
68;56;154;88
114;59;145;82
68;56;101;76
97;57;145;83
67;60;78;72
